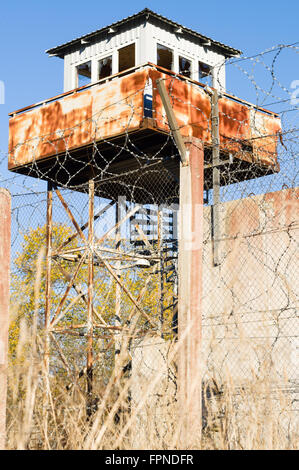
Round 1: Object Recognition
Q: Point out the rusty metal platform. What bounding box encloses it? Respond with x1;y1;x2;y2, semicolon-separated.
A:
8;64;281;191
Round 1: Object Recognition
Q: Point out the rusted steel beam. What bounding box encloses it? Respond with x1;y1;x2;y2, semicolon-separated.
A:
211;89;221;266
53;330;113;340
134;223;154;250
8;66;281;177
156;78;188;166
95;247;156;328
0;189;11;450
54;292;84;323
178;138;204;448
53;262;107;326
53;324;125;331
8;63;279;119
56;244;158;261
95;204;141;247
9;63;152;118
126;274;153;325
157;208;164;336
45;182;53;374
49;332;86;397
114;202;122;379
204;158;231;169
50;253;87;327
86;179;94;419
55;200;114;255
55;189;87;245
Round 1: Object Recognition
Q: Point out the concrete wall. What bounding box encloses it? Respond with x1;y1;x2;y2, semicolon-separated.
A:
202;187;298;385
131;188;298;445
131;334;177;450
0;189;11;450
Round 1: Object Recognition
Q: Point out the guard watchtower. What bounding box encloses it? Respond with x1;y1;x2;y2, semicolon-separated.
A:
8;9;282;438
8;8;281;189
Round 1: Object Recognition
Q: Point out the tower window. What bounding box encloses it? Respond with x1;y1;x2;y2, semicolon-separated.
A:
76;61;91;87
198;61;212;83
98;55;112;80
118;43;135;73
157;44;173;71
179;56;192;78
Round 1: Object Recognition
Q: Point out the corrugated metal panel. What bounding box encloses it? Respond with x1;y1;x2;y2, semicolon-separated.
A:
151;21;223;68
62;19;226;93
46;8;241;58
68;22;141;65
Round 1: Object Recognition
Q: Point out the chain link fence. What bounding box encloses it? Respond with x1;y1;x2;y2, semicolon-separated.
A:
0;43;298;449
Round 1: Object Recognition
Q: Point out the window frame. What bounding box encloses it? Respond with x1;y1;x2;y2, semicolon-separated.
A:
97;53;113;81
117;41;137;74
178;54;194;79
156;42;174;72
198;60;212;84
74;59;92;89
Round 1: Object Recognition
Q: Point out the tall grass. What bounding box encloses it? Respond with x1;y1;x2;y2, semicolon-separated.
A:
6;324;298;449
5;254;298;450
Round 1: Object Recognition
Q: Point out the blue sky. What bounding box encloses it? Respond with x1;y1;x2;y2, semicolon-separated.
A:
0;0;298;180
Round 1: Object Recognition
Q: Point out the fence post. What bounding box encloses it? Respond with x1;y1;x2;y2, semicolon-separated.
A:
178;138;204;448
0;188;11;450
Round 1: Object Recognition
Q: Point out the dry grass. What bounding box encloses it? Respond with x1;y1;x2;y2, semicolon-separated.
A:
6;320;298;450
5;254;299;450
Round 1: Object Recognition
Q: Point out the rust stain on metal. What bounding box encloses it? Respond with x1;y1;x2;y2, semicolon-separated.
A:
218;97;251;153
250;111;281;167
8;70;147;169
150;68;280;167
150;69;211;142
8;65;281;172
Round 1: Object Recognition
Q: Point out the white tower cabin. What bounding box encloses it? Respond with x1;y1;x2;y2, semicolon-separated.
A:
46;8;241;93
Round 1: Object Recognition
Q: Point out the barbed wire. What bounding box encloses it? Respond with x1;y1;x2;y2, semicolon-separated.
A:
2;43;298;449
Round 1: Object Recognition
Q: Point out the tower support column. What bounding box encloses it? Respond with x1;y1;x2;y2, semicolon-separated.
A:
178;138;204;448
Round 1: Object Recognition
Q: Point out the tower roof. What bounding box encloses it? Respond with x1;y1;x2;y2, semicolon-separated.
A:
46;8;242;58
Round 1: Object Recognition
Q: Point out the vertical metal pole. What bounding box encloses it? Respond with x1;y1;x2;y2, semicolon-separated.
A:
0;189;11;450
178;138;204;448
157;208;164;337
114;200;125;427
45;182;53;374
212;89;221;266
87;179;94;419
115;201;122;373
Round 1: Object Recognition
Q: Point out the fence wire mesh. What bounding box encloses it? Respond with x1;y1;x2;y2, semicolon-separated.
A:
0;43;298;449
